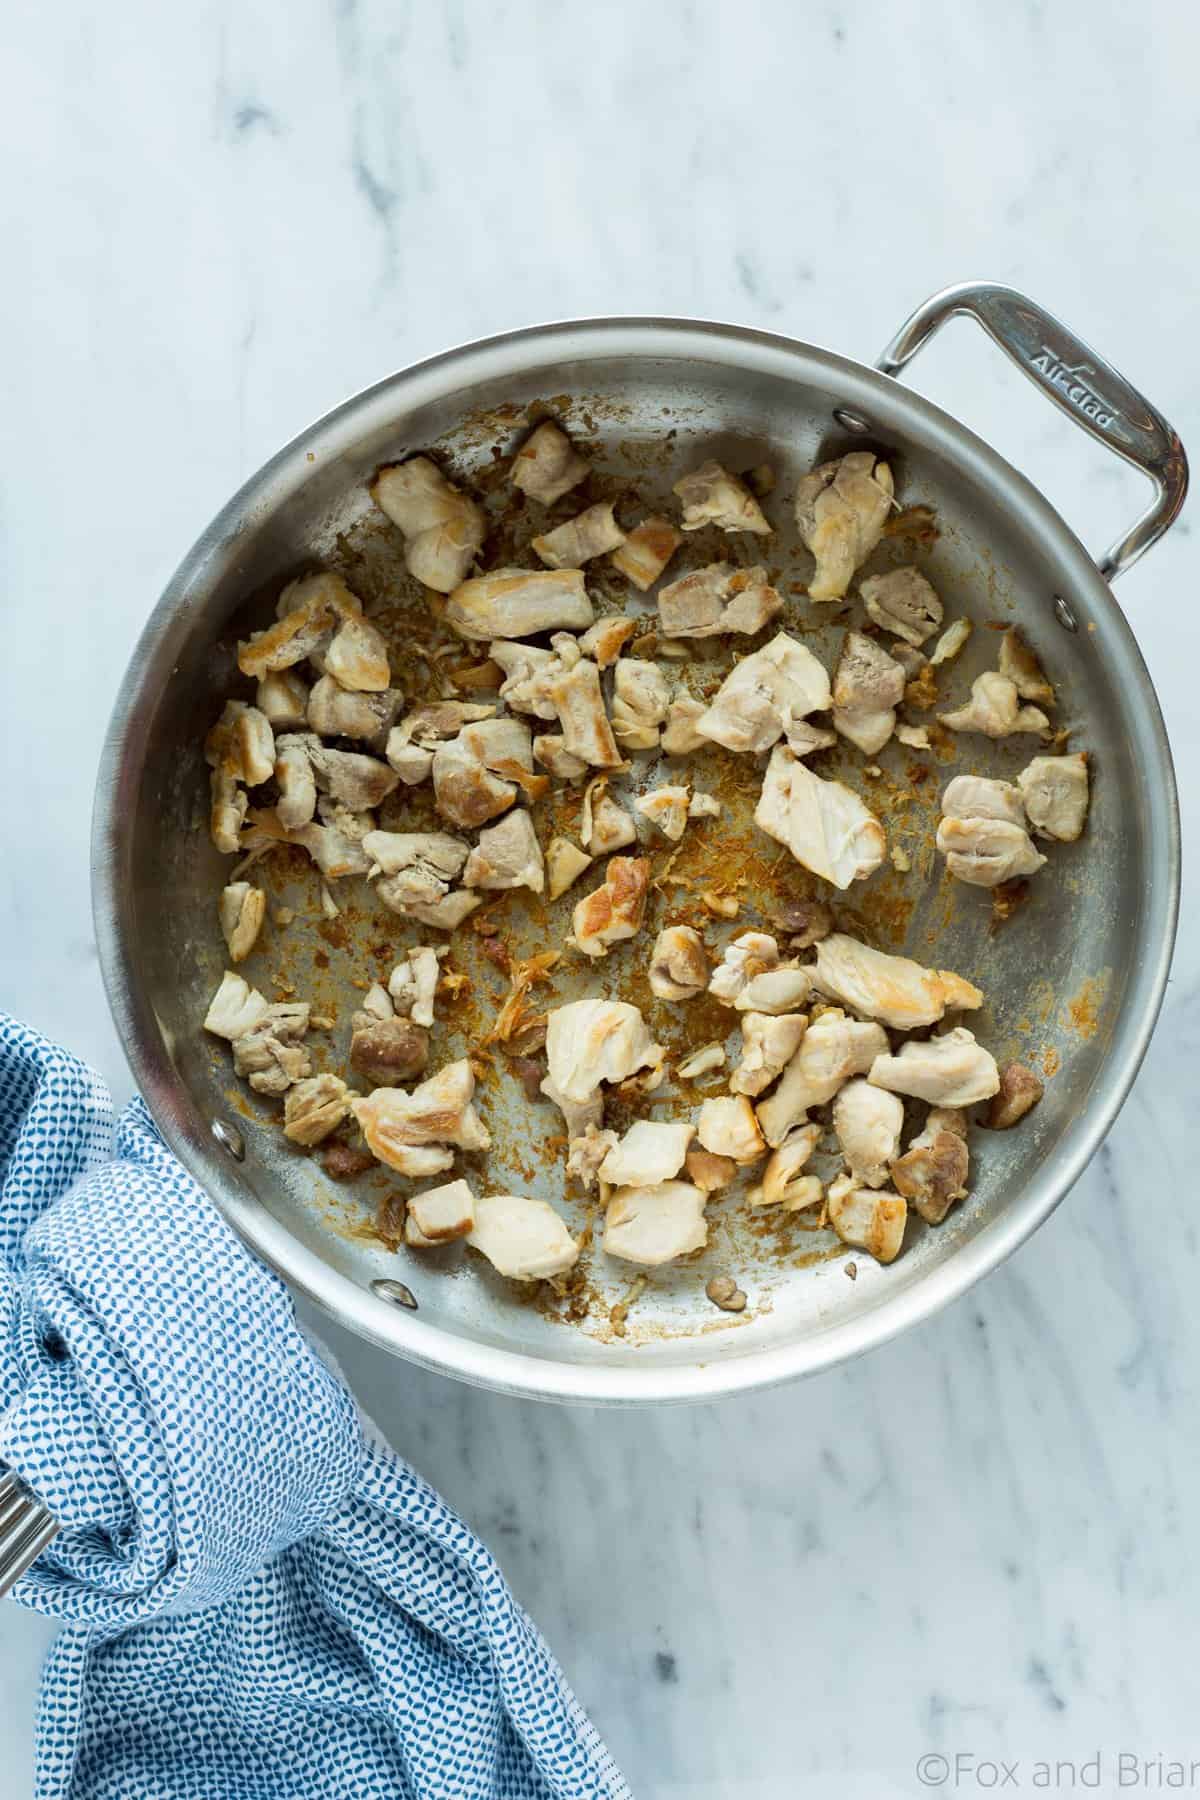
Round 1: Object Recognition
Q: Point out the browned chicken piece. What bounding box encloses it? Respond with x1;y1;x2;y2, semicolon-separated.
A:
602;1182;708;1266
307;676;403;742
579;615;639;668
891;1107;969;1224
446;568;594;640
895;723;930;749
532;501;626;569
673;460;772;536
543;998;663;1111
550;658;623;768
1017;754;1090;841
320;1142;377;1180
565;1123;619;1191
731;1013;808;1097
572;855;650;958
323;611;390;693
598;1120;694;1189
676;1043;726;1080
657;563;783;639
292;809;376;880
708;932;779;1005
388;945;443;1028
204;970;272;1040
237;572;357;679
405;1178;477;1247
635;785;690;841
510;420;590;506
581;778;637;854
487;642;561;720
684;1148;738;1194
859;568;943;646
696;1095;766;1164
755;1010;888;1147
755;747;887;888
386;701;498;789
546;837;594;901
431;717;534;829
999;627;1054;705
273;735;318;830
831;630;906;754
354;1059;490;1175
773;899;834;948
256;669;310;730
756;1123;822;1209
941;672;1049;738
869;1028;1000;1107
308;743;399;812
936;817;1047;887
611;659;670;750
649;925;710;1000
210;768;248;854
362;829;473;924
928;618;972;666
832;1078;904;1188
734;965;812;1013
610;515;683;591
534;735;589;781
827;1175;907;1263
986;1062;1045;1129
697;632;831;754
661;694;707;756
794;452;894;601
219;882;267;963
349;1016;430;1086
284;1073;352;1146
370;456;487;593
206;699;276;788
462;809;545;893
812;933;982;1030
233;1002;312;1096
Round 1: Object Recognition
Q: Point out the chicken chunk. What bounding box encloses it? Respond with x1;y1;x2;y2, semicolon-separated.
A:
209;768;247;854
572;856;651;958
204;970;271;1040
677;1044;726;1080
730;1013;808;1097
232;1002;312;1096
649;926;709;1000
549;658;622;768
697;633;832;755
891;1108;969;1224
942;774;1025;826
859;567;943;646
431;736;518;830
371;456;487;593
611;658;670;750
462;808;544;893
696;1095;765;1165
603;1182;708;1266
673;460;772;536
307;676;402;742
532;501;626;569
936;816;1047;887
364;829;475;926
283;1074;351;1146
832;1078;904;1188
309;743;400;812
941;671;1049;738
773;899;834;948
928;618;972;667
868;1027;1000;1106
811;933;982;1030
635;785;690;841
598;1120;694;1189
255;669;309;730
510;420;589;506
486;641;561;721
543;998;662;1107
827;1177;907;1264
986;1062;1045;1129
446;568;594;640
658;563;782;639
831;630;907;754
354;1059;491;1174
795;452;894;601
755;1009;888;1147
219;883;267;963
581;778;637;854
323;611;390;693
468;1192;580;1280
385;701;497;785
1017;753;1090;842
349;1017;430;1086
272;735;318;830
534;735;589;781
388;945;442;1028
206;699;276;788
708;932;779;1005
999;628;1054;706
756;1123;822;1209
685;1148;738;1194
546;837;593;901
661;694;707;756
734;966;812;1014
611;515;683;591
237;572;356;679
755;747;886;889
565;1124;619;1191
405;1178;477;1247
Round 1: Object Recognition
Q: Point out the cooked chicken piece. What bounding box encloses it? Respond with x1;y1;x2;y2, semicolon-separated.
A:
936;815;1047;887
986;1062;1045;1129
832;1078;903;1188
794;452;894;601
611;659;670;750
219;882;267;963
319;1142;377;1180
386;701;498;786
734;966;812;1014
782;714;838;758
432;737;517;830
231;1002;312;1096
603;1181;708;1266
364;829;470;920
510;420;589;506
598;1120;694;1189
405;1177;477;1247
673;460;772;536
770;901;833;949
696;1095;765;1165
570;618;631;672
677;1043;726;1081
563;1124;617;1191
354;1059;490;1175
545;837;593;901
237;572;356;679
543;998;661;1111
610;515;683;591
463;808;545;893
756;1123;822;1209
533;735;589;781
549;659;622;768
684;1148;737;1193
649;926;709;1000
572;856;650;959
204;970;271;1040
289;811;376;880
827;1177;907;1264
581;778;637;855
206;700;276;788
349;1014;429;1086
308;743;399;812
708;932;778;1005
1017;753;1089;842
359;982;395;1021
869;1028;999;1107
812;933;982;1030
941;671;1049;738
307;676;402;742
928;618;972;666
831;630;906;755
859;567;942;646
270;734;317;830
532;501;625;570
465;1191;579;1280
283;1073;351;1146
658;563;782;638
487;641;560;721
999;628;1054;705
894;723;930;750
323;611;390;693
689;792;720;822
256;669;309;730
755;747;886;889
697;632;831;755
635;785;690;841
661;694;707;756
209;768;247;855
891;1107;969;1224
731;1012;808;1097
387;945;442;1028
446;568;594;640
540;1079;603;1142
755;1010;888;1147
942;774;1025;826
371;456;486;593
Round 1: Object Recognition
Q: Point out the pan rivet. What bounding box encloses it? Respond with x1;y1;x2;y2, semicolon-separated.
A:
211;1119;246;1161
372;1278;419;1312
1053;595;1078;632
832;408;872;435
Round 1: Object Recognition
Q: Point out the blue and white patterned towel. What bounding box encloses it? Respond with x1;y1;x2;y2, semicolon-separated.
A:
0;1014;628;1800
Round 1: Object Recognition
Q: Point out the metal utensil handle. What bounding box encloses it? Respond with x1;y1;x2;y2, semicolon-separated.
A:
876;280;1188;581
0;1467;58;1598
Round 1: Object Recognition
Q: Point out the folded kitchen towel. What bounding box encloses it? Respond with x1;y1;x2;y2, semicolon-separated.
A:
0;1014;627;1800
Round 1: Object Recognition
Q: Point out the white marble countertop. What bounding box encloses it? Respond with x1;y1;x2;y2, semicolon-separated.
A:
4;4;1199;1794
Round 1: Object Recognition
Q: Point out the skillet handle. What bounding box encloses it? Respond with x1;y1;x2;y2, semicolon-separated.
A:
0;1466;58;1598
876;280;1188;581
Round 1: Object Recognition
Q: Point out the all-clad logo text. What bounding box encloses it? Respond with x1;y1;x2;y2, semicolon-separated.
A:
1029;345;1118;428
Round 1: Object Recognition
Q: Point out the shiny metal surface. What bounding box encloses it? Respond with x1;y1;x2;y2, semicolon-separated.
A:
92;303;1183;1404
0;1469;58;1598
